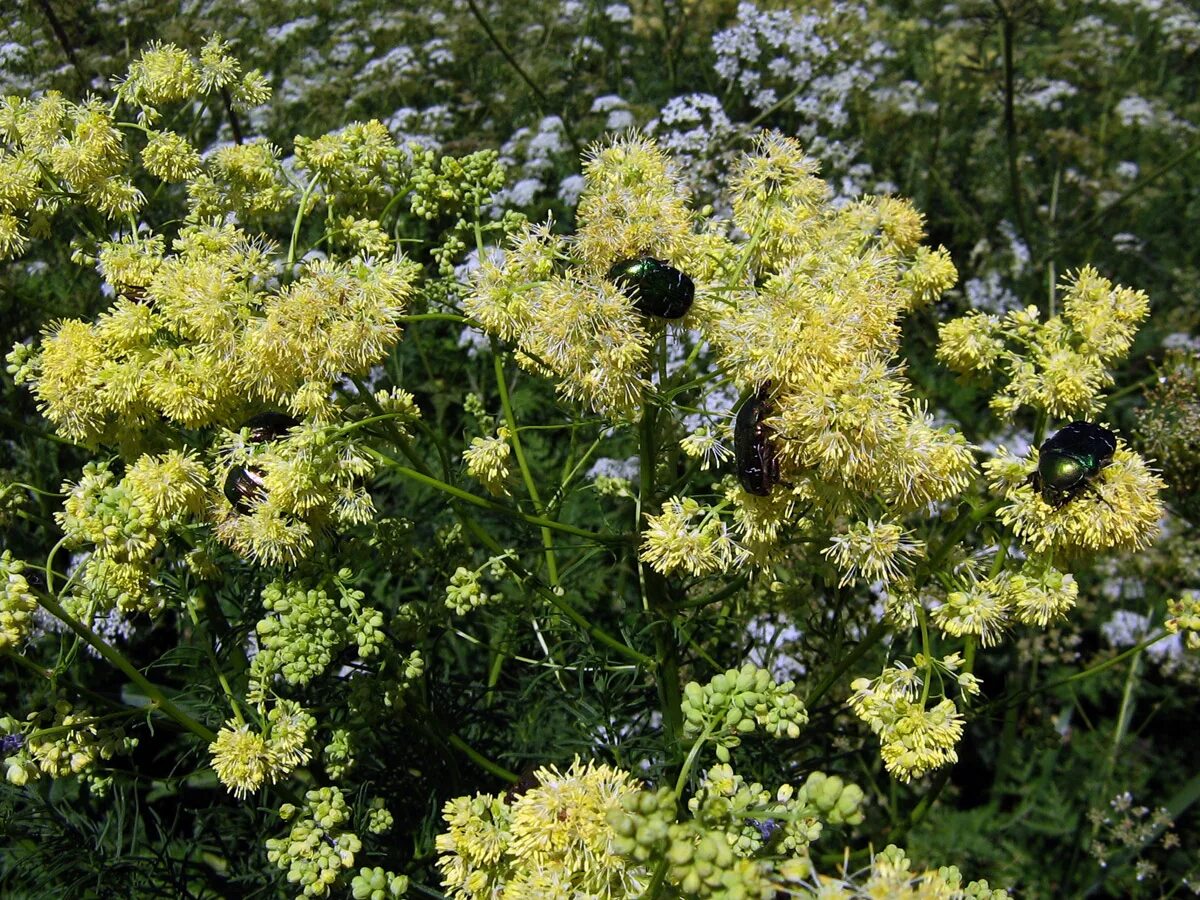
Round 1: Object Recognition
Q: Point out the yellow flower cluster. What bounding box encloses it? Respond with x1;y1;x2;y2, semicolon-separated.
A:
793;844;1009;899
213;420;376;565
20;222;417;445
208;699;314;799
436;758;647;899
188;140;295;219
938;266;1149;418
848;663;968;783
116;35;269;114
984;443;1164;555
0;36;270;261
711;136;968;509
57;453;207;615
930;563;1079;645
822;519;924;587
11;698;133;784
0;93;139;258
640;496;744;576
463;427;513;496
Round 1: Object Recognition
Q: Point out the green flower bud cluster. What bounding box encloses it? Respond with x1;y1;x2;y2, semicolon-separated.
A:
796;771;864;827
12;699;135;784
323;727;355;780
611;764;865;899
346;649;425;717
1167;591;1200;650
267;787;364;897
849;665;965;783
613;784;776;898
0;551;37;650
444;566;503;615
682;664;809;762
250;572;387;691
407;148;506;221
608;786;676;863
351;866;408;900
671;841;776;899
59;462;159;562
337;215;393;257
365;798;394;835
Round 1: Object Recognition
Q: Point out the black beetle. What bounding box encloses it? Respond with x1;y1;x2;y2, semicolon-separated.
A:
734;384;780;496
242;412;299;443
1031;421;1117;508
606;257;695;319
223;466;268;514
223;413;297;514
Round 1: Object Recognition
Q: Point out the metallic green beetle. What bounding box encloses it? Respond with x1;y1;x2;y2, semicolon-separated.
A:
606;256;694;319
1031;421;1117;508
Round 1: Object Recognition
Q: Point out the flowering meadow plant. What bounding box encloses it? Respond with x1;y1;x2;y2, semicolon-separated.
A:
1;10;1199;900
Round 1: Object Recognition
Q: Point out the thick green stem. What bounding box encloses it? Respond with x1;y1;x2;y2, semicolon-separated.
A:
447;733;518;782
34;593;216;743
640;387;683;748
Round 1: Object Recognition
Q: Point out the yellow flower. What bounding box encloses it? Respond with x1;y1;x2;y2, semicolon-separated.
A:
641;496;744;576
436;758;646;899
141;130;201;182
464;428;513;496
931;582;1010;647
822;520;923;586
209;721;272;799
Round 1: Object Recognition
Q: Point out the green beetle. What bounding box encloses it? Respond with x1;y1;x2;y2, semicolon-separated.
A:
606;256;694;319
1031;421;1117;508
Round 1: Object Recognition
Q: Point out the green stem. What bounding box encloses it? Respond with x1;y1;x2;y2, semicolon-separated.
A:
674;728;714;798
807;620;891;708
457;514;653;667
462;0;580;154
447;733;518;782
187;597;244;726
34;593;216;743
364;446;620;545
493;348;559;585
287;174;321;267
918;606;933;705
640;384;683;748
1100;646;1141;797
